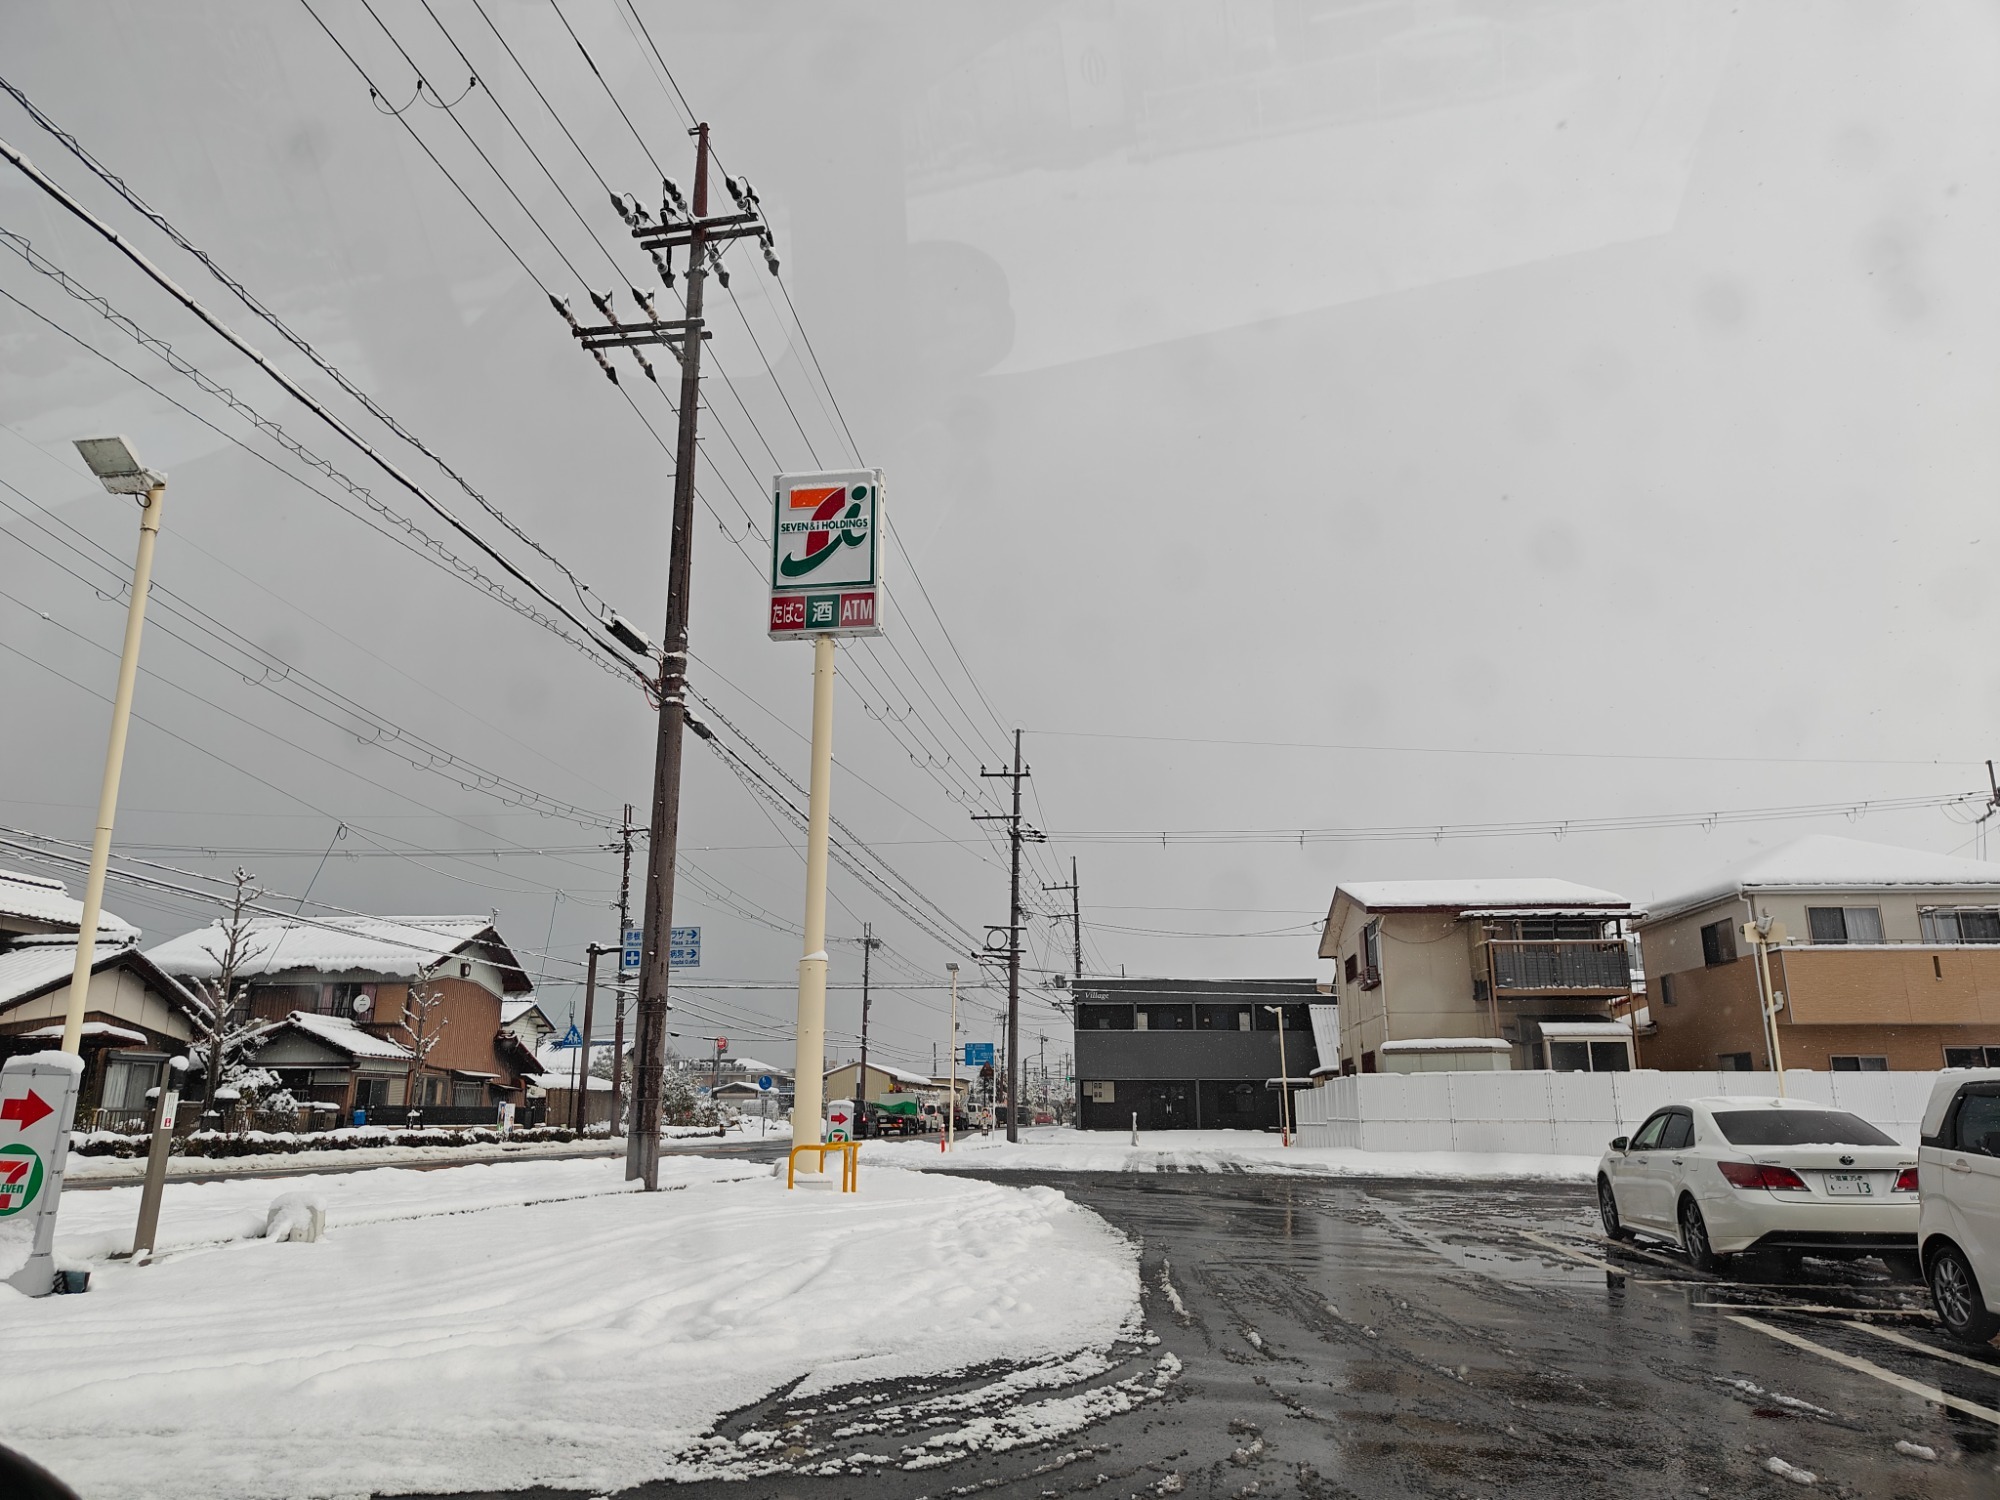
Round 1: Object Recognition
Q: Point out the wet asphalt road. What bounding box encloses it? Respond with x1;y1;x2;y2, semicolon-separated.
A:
393;1169;2000;1500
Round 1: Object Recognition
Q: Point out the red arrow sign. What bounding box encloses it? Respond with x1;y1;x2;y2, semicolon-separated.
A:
1;1091;52;1130
829;1111;849;1125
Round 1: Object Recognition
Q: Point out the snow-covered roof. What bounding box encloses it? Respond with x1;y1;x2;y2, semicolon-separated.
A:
257;1011;413;1061
147;914;532;992
501;1001;554;1028
1334;880;1630;913
535;1038;617;1073
1379;1037;1513;1053
17;1020;149;1045
0;938;209;1024
722;1055;784;1075
1643;836;2000;925
0;868;137;939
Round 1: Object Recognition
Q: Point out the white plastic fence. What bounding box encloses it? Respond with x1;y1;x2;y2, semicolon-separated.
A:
1291;1070;1940;1156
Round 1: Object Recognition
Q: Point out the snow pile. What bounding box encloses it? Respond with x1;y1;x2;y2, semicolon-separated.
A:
3;1157;1139;1500
262;1192;327;1243
868;1126;1597;1181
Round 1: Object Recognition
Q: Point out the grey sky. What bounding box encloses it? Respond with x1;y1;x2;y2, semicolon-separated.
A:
2;1;1995;1073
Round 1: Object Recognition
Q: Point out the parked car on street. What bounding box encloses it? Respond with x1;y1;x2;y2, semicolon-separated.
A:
1917;1068;2000;1344
1596;1096;1918;1274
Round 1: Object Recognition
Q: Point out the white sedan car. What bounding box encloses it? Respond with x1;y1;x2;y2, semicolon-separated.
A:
1596;1096;1918;1273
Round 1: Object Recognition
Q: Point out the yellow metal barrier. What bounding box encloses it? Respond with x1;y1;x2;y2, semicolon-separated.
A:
787;1140;859;1192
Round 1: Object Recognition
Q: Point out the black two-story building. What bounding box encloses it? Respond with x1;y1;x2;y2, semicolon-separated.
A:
1072;976;1330;1131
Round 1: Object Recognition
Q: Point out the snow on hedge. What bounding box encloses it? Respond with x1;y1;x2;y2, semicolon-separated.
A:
2;1157;1139;1500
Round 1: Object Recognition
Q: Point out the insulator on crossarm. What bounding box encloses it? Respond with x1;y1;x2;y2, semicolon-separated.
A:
649;250;676;290
631;350;657;384
630;287;659;321
764;245;781;275
589;289;618;322
608;191;633;226
706;247;730;289
549;293;583;330
661;177;686;217
591;349;619;385
724;175;745;208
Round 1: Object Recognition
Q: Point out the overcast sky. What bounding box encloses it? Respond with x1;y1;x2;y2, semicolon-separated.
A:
2;1;1996;1073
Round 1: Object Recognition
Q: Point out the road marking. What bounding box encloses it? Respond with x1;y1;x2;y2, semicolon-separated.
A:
1847;1320;2000;1375
1727;1315;2000;1427
1692;1302;1934;1318
1520;1230;1625;1274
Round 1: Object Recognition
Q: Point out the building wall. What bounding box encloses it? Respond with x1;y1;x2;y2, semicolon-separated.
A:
366;976;519;1089
1334;908;1486;1064
1641;890;2000;1071
0;966;196;1043
1074;1029;1300;1083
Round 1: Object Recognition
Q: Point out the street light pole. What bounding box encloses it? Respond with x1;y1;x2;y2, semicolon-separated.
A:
62;437;168;1061
945;961;960;1154
1266;1004;1292;1147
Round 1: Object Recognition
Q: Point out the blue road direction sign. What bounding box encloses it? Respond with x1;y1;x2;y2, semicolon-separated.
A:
757;1075;774;1093
619;926;701;971
669;926;700;968
962;1042;995;1068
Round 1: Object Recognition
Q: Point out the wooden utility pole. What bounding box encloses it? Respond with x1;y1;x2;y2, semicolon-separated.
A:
566;123;768;1190
576;944;606;1130
977;730;1042;1144
856;922;881;1135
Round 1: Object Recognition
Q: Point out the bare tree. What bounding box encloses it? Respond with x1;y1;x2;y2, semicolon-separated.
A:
193;867;268;1112
398;960;450;1110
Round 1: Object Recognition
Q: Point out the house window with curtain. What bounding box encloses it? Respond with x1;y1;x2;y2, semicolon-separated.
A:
1806;907;1883;944
1922;907;2000;943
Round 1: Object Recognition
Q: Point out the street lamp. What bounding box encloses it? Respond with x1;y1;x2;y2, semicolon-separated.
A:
59;436;168;1060
1265;1004;1293;1147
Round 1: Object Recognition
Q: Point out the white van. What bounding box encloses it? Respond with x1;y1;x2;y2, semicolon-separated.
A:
1917;1068;2000;1344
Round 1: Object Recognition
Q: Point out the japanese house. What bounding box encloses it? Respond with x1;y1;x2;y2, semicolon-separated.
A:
147;913;544;1117
1637;836;2000;1072
0;869;211;1128
1319;879;1638;1073
1072;976;1327;1130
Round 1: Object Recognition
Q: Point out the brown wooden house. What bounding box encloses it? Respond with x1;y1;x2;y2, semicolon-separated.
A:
147;913;545;1120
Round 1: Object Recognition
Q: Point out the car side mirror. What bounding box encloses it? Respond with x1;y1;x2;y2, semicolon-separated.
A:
1610;1136;1629;1153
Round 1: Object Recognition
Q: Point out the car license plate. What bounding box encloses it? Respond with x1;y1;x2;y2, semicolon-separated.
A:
1824;1173;1873;1196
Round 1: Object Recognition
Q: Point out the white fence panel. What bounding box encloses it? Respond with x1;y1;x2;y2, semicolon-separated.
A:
1292;1070;1939;1155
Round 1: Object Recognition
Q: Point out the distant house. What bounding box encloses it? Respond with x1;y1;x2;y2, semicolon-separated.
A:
500;1000;558;1052
1638;836;2000;1073
1072;976;1327;1130
0;870;209;1127
1319;879;1637;1074
147;913;544;1115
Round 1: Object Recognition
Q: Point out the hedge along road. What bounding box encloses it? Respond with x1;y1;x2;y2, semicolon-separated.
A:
392;1170;2000;1500
66;1135;792;1190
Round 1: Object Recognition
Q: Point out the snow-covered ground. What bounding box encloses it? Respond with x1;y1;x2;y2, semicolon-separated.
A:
2;1155;1138;1500
867;1126;1597;1181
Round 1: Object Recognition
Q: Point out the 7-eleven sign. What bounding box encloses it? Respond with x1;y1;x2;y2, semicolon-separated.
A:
768;469;884;640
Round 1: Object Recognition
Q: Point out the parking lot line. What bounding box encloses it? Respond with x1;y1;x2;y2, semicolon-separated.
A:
1847;1320;2000;1376
1728;1315;2000;1427
1692;1302;1934;1318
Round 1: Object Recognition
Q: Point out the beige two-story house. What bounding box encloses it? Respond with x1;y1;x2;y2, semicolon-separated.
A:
1637;836;2000;1073
1319;879;1637;1073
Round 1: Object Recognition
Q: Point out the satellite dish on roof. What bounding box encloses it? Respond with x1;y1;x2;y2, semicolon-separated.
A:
351;994;372;1019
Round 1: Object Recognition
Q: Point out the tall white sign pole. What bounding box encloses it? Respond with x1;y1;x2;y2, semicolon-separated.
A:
792;633;836;1173
769;469;884;1178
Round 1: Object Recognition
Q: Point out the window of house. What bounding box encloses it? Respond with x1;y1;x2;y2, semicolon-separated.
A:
1945;1045;2000;1068
1829;1055;1889;1072
1077;1003;1133;1030
355;1077;392;1109
1922;907;2000;943
1658;972;1677;1007
1359;920;1382;987
100;1053;165;1111
1717;1051;1753;1071
1196;1005;1250;1031
315;980;378;1017
1700;919;1737;967
1807;907;1883;944
451;1079;485;1108
1549;1040;1589;1072
1136;1005;1192;1031
1343;953;1359;983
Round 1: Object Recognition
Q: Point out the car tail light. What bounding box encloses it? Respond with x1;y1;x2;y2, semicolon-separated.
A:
1893;1167;1919;1194
1717;1161;1809;1192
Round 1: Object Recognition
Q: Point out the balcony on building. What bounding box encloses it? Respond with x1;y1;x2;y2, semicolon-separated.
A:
1477;916;1633;998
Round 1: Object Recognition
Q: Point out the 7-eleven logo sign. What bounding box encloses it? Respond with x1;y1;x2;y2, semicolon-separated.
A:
0;1144;44;1216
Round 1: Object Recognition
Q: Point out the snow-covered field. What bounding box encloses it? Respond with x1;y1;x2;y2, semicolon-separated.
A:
868;1125;1597;1181
3;1155;1139;1500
